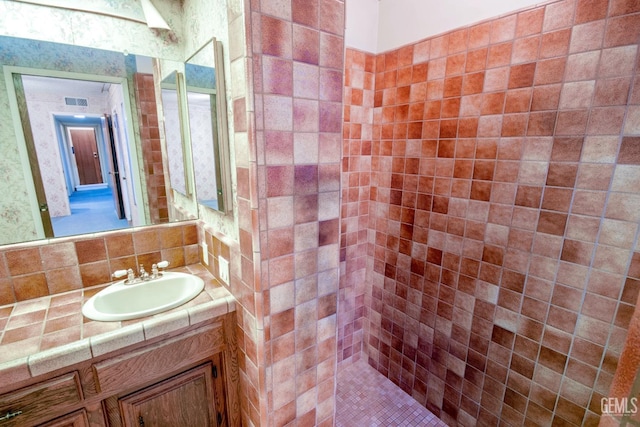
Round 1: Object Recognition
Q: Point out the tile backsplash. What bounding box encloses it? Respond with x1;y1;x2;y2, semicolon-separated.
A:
0;222;199;306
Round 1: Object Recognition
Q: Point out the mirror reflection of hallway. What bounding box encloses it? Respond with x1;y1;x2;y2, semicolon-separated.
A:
18;74;137;237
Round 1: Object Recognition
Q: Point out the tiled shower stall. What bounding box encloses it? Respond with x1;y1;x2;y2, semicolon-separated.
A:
339;0;640;425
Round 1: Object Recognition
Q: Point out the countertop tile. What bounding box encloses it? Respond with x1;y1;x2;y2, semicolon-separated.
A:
40;326;82;351
90;323;145;357
82;319;121;338
0;306;13;319
11;298;50;315
28;338;92;377
0;357;30;385
0;337;40;364
44;313;82;334
142;309;190;340
6;309;46;329
189;300;228;325
49;289;83;307
48;301;83;319
0;264;235;380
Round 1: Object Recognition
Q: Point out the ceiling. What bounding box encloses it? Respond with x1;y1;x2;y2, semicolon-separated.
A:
21;75;111;97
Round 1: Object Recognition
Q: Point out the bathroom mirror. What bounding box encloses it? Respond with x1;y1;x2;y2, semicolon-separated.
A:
184;38;232;214
0;35;193;246
160;71;191;197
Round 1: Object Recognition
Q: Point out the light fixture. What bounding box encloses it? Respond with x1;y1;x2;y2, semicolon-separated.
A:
140;0;171;30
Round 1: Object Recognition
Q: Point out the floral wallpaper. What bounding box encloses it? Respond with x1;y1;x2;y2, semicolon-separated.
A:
0;1;182;60
13;0;146;23
0;90;36;243
187;93;218;203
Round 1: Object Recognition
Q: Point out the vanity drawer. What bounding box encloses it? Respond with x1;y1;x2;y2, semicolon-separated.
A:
0;372;82;427
92;322;224;395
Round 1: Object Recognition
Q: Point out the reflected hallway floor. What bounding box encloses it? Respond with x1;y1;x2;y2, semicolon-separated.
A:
51;187;130;237
336;359;447;427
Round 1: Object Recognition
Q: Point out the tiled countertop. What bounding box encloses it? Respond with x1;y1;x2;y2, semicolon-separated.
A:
0;263;235;382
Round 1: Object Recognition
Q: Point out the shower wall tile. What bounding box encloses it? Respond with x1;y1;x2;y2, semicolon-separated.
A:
341;0;640;425
338;48;375;368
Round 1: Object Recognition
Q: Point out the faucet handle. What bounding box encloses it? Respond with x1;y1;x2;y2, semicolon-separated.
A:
151;260;169;279
112;269;128;279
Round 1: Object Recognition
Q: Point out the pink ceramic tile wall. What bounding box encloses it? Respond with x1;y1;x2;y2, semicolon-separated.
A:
228;0;345;425
340;0;640;425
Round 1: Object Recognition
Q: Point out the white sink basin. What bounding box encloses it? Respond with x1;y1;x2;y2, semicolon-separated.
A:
82;272;205;321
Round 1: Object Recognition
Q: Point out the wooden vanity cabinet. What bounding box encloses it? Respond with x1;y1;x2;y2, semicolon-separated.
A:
0;372;84;427
0;315;239;427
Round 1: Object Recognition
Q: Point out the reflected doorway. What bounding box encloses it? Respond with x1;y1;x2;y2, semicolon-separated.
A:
20;74;136;237
69;128;103;186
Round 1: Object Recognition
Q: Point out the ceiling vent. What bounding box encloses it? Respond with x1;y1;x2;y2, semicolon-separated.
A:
64;97;88;107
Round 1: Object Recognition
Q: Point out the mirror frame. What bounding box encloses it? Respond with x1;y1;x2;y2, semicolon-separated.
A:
160;70;194;198
184;37;232;215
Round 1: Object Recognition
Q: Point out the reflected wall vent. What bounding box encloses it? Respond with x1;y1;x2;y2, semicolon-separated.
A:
64;97;88;107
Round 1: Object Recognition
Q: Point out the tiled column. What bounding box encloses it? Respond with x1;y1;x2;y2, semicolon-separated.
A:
228;0;345;425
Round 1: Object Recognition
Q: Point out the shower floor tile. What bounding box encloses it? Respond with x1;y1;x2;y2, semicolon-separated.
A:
336;359;447;427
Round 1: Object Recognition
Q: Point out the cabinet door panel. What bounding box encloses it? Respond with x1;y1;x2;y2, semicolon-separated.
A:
38;410;89;427
0;372;82;427
119;364;216;427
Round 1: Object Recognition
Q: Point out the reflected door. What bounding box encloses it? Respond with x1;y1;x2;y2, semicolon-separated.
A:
70;128;102;185
103;115;126;219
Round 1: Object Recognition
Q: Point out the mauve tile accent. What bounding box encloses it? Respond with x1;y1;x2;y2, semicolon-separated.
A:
618;137;640;165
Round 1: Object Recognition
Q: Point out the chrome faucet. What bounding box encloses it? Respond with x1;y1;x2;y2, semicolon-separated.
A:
112;261;169;284
139;264;149;281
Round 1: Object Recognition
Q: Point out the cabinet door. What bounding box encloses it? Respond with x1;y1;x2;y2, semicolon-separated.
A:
0;372;83;427
38;410;90;427
119;364;218;427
